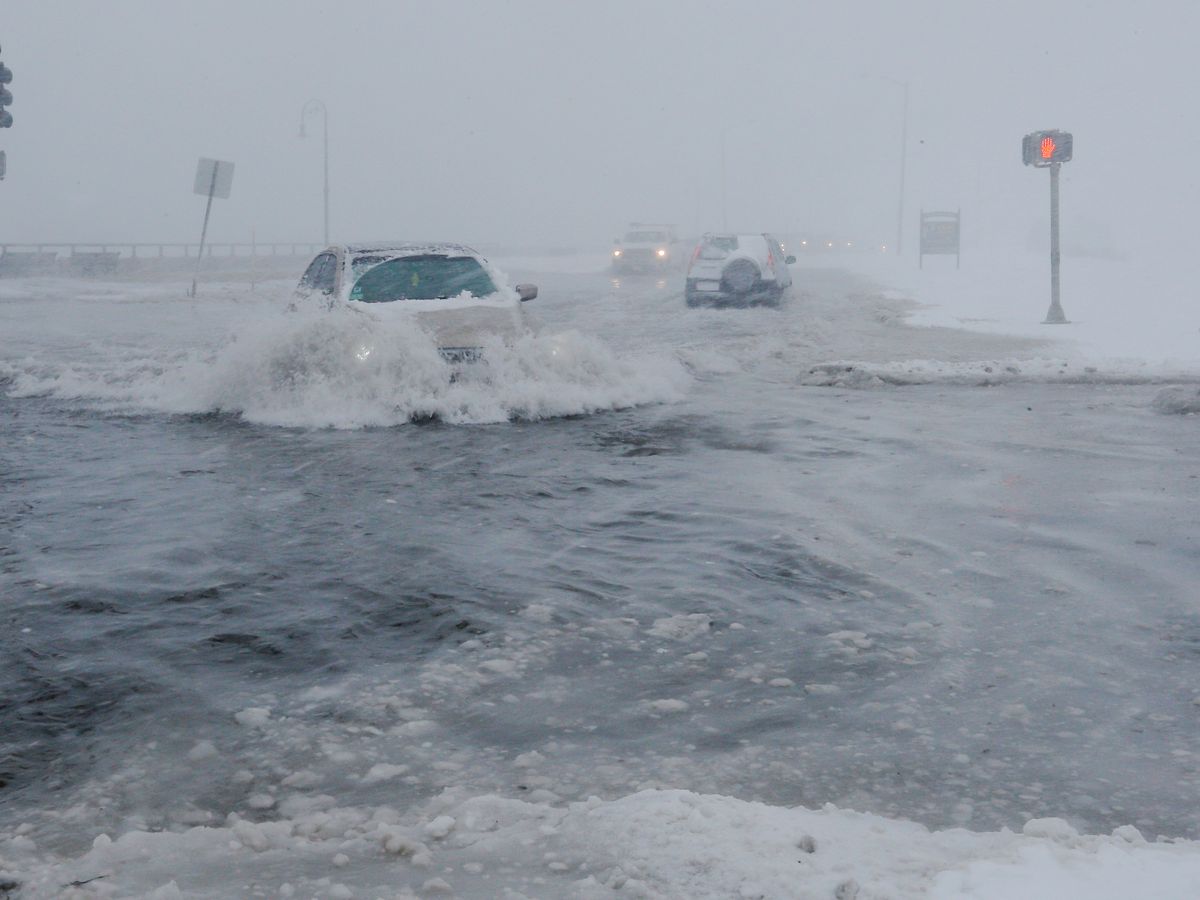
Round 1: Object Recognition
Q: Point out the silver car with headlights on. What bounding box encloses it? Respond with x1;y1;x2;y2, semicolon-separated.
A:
295;243;537;362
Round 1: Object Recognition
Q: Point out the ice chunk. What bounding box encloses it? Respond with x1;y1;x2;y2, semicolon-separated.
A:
648;614;712;640
233;707;272;728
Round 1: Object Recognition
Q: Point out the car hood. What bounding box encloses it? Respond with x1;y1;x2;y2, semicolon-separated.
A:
619;241;669;250
416;305;525;348
346;300;526;349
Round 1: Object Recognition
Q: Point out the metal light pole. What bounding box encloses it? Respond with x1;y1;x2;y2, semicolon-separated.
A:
895;79;909;256
863;75;910;255
299;99;329;245
720;128;728;231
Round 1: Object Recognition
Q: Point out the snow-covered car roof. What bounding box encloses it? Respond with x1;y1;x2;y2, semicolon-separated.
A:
701;233;772;243
341;242;481;258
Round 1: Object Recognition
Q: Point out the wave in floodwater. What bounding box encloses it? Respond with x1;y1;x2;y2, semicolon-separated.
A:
3;309;691;427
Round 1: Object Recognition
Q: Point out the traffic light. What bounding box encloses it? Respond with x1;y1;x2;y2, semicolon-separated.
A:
0;57;11;129
1023;130;1072;166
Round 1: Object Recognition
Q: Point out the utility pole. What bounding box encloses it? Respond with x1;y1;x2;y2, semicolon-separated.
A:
896;80;908;255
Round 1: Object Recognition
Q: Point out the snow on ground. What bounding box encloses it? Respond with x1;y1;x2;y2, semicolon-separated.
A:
5;786;1200;898
845;248;1200;371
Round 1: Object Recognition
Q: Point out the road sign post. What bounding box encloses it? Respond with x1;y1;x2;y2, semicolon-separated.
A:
1023;129;1072;324
188;157;235;297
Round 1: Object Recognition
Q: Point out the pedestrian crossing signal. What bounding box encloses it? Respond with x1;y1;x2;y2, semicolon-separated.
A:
1023;130;1072;166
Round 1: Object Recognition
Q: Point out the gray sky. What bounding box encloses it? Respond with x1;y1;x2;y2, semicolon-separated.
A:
2;0;1195;253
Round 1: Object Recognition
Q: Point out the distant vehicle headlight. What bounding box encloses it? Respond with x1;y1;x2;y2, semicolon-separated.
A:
613;249;623;257
656;248;667;257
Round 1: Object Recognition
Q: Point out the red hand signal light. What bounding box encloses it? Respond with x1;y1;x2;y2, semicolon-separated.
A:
1023;130;1072;167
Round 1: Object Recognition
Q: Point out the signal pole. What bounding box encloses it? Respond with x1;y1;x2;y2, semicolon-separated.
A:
1045;161;1066;324
1023;129;1073;324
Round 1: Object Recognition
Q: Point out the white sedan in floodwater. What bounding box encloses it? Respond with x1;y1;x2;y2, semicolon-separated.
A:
295;243;538;361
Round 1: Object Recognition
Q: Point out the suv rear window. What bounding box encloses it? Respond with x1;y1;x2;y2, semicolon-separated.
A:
348;255;498;302
698;235;738;258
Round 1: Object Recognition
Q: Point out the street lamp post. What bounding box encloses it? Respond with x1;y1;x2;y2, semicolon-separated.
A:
863;75;910;256
299;99;329;246
720;128;728;231
895;79;909;255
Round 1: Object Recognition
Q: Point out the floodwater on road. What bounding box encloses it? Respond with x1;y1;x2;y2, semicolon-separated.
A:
2;260;1198;894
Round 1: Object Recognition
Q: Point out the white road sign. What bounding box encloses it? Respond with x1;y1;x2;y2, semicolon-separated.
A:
193;157;235;199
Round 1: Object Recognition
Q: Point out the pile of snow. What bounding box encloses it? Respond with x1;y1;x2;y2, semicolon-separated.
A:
1153;386;1200;415
5;789;1200;898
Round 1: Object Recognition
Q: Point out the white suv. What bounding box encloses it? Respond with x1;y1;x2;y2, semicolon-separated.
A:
684;233;795;307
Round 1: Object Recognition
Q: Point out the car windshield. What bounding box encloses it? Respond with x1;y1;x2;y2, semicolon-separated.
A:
624;231;667;243
348;254;498;302
698;235;738;259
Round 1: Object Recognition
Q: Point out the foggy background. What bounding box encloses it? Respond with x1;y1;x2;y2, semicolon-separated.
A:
1;0;1194;255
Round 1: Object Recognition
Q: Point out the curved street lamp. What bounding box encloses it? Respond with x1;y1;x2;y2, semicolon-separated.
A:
299;99;330;245
874;76;909;256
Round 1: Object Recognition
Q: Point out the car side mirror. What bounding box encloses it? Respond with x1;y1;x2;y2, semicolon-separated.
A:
516;283;538;302
785;255;797;265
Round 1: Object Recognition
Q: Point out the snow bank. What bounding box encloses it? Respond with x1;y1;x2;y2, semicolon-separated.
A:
845;250;1200;372
5;789;1200;898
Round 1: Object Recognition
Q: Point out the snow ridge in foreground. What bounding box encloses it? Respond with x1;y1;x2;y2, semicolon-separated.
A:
5;789;1200;899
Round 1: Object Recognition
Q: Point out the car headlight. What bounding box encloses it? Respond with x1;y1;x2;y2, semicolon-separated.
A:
656;248;667;257
613;249;622;257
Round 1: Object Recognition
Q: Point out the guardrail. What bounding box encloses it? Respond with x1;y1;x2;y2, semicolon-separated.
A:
0;242;325;259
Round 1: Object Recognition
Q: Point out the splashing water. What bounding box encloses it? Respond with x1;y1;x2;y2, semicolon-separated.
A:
6;304;690;428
